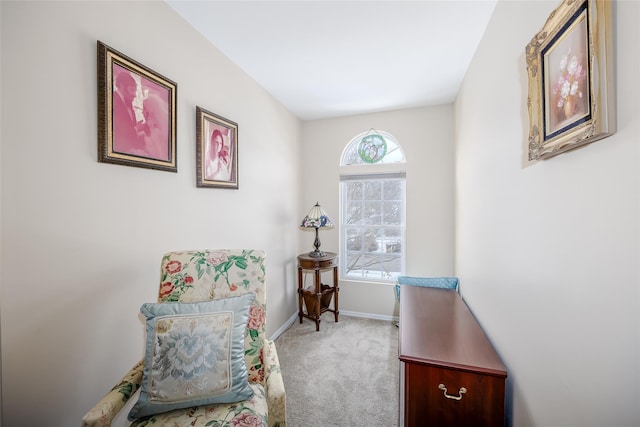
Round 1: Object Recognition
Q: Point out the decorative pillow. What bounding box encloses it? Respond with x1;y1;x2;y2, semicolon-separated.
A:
128;293;256;421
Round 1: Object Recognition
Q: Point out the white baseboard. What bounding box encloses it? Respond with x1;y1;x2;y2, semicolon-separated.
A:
269;312;298;341
340;310;398;322
269;310;398;341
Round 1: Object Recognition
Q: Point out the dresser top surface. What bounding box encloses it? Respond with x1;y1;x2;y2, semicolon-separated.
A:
398;285;507;377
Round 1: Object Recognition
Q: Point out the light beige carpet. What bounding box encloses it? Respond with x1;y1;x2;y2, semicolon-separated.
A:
275;315;399;427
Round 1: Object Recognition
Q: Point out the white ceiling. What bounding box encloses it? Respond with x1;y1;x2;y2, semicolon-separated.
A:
167;0;497;121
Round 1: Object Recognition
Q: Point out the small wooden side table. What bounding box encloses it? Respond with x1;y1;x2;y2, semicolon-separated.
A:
297;252;339;331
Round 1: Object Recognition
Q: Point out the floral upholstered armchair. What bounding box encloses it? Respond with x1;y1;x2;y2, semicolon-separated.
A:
82;249;286;427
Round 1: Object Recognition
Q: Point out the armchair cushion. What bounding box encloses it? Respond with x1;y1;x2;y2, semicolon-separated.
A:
82;250;286;427
128;293;256;421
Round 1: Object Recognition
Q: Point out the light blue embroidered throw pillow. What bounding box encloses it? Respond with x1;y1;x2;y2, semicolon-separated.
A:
128;293;256;421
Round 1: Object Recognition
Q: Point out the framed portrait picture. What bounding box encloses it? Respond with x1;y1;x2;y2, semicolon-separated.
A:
525;0;615;160
196;106;238;189
97;41;177;172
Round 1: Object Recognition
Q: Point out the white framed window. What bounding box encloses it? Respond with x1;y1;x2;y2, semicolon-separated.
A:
340;130;406;282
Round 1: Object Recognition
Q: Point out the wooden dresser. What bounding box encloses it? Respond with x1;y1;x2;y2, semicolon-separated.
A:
398;285;507;426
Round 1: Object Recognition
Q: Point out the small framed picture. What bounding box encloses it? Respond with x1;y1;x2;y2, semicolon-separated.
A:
196;106;238;189
525;0;615;160
97;41;177;172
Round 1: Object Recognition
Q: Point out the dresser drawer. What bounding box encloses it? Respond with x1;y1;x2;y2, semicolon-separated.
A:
404;363;505;427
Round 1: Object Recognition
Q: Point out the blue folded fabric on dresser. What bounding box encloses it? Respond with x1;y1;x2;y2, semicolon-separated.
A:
394;276;459;302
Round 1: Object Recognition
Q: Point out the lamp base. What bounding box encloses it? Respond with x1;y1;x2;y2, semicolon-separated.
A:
308;227;326;257
308;249;327;258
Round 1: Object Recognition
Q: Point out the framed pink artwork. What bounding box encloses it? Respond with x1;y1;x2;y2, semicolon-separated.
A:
196;106;238;189
526;0;615;160
97;41;177;172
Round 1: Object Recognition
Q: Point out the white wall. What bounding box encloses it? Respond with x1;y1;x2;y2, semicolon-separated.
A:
455;1;640;426
0;1;3;424
0;1;300;426
6;0;635;426
301;106;455;318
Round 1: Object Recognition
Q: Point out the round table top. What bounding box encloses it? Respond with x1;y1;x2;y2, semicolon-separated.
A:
297;251;337;268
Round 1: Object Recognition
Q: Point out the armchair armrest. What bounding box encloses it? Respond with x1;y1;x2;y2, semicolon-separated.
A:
82;359;144;427
264;339;286;427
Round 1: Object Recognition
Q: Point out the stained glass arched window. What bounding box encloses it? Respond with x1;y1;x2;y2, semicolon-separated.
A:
340;129;405;166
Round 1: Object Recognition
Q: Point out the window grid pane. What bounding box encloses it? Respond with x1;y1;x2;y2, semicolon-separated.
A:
341;177;405;282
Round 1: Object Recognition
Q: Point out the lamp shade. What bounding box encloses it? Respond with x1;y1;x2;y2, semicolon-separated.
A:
301;202;334;258
300;202;334;229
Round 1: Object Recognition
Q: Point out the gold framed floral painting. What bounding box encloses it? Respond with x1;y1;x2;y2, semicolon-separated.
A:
526;0;615;160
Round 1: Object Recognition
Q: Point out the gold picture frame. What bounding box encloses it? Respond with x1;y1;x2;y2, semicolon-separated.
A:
195;106;239;189
97;41;178;172
526;0;615;161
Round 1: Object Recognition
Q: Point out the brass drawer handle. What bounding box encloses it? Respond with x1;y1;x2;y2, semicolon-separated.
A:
438;383;467;401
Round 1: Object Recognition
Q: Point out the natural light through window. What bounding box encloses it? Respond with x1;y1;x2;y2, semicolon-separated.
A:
340;130;406;282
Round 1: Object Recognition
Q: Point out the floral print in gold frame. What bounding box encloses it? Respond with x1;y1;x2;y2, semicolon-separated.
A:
526;0;615;160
